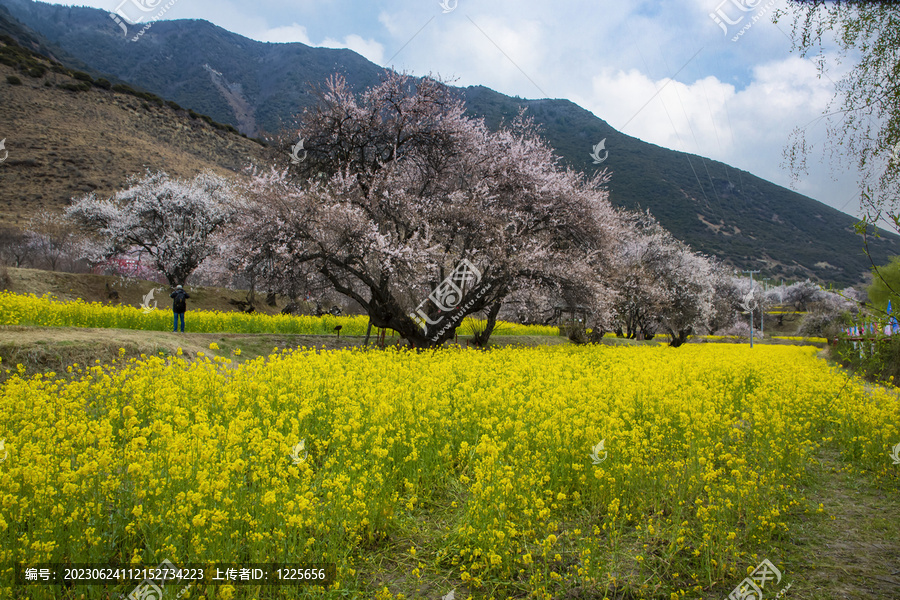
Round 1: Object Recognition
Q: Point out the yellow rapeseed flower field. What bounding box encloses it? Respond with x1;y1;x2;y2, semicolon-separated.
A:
0;291;557;337
0;341;897;599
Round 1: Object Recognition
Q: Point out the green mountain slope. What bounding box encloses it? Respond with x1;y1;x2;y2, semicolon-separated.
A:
462;87;892;284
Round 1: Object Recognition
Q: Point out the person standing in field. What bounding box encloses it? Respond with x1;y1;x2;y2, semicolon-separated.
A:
170;284;190;332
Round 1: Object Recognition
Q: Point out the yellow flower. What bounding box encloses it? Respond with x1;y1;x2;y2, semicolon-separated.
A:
0;297;894;600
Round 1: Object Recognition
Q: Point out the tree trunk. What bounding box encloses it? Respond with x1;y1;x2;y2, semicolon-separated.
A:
371;306;476;349
667;326;692;348
363;321;373;346
472;302;502;347
338;278;497;349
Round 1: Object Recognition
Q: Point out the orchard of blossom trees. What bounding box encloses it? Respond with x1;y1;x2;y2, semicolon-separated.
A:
60;72;857;348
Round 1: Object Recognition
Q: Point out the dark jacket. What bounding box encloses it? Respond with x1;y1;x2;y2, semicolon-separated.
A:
170;289;190;314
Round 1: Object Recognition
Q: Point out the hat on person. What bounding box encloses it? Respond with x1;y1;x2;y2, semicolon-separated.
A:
176;285;183;289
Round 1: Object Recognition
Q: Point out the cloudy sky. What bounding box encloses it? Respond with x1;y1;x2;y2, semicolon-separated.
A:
63;0;863;216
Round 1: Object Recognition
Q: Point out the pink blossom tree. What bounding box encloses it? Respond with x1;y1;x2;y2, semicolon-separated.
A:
610;211;717;346
234;73;622;348
609;211;669;339
652;243;717;347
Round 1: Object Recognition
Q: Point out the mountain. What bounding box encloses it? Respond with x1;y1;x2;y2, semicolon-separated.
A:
0;0;384;137
0;16;265;227
1;0;896;286
460;87;890;286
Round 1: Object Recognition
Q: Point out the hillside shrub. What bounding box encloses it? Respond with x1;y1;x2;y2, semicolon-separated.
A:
72;71;93;83
57;81;91;92
93;78;112;90
111;83;136;95
6;75;22;85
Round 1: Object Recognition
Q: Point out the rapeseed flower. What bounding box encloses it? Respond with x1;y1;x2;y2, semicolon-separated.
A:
0;337;897;599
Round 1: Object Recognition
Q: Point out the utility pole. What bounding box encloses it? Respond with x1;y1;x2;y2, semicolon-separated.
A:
761;278;770;338
743;270;761;348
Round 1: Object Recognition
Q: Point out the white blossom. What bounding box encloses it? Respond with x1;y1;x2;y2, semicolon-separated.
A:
67;171;240;286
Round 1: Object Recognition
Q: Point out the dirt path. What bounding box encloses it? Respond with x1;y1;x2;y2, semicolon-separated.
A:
0;326;342;381
0;325;570;382
783;449;900;600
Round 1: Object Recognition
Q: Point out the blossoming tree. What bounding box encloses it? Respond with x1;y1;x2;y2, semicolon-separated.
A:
67;171;239;286
233;73;622;348
610;211;718;346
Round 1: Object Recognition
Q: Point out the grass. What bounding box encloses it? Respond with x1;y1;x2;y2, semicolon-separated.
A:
0;319;825;386
0;61;263;228
776;448;900;599
0;326;576;383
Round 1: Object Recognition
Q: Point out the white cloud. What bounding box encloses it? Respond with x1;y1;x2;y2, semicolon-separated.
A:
380;11;549;98
322;34;385;64
257;23;313;44
567;50;862;216
377;10;405;38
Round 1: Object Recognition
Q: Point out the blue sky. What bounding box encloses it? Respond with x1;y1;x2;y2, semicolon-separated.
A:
78;0;862;217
